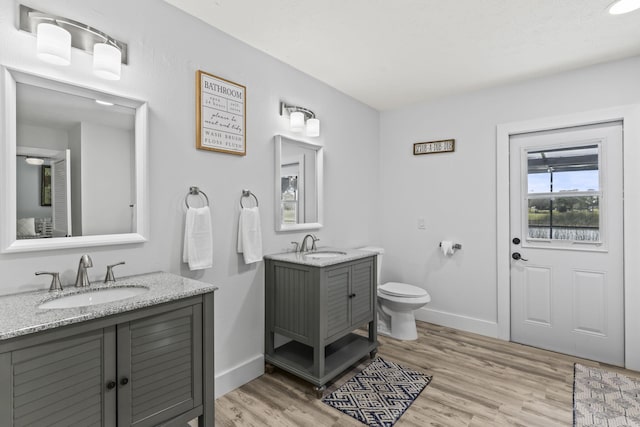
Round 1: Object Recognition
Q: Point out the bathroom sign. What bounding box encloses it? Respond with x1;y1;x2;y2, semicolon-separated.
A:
196;70;246;156
413;139;455;155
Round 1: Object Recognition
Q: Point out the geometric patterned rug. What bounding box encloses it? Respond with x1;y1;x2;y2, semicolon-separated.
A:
322;357;432;427
574;363;640;426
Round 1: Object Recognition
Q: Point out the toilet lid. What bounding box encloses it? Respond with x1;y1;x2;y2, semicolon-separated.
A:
379;282;428;297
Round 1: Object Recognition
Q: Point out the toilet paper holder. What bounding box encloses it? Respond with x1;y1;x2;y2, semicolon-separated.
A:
439;242;462;250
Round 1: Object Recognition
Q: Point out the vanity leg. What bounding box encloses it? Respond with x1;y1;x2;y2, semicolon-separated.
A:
313;385;326;399
264;363;275;374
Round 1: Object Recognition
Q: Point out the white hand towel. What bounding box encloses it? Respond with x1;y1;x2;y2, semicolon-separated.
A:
183;206;213;270
237;207;263;264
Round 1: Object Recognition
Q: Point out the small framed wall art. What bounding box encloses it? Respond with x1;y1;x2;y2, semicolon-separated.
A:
413;139;455;156
196;70;246;156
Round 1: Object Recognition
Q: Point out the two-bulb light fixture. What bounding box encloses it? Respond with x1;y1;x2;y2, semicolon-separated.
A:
280;102;320;137
19;5;128;81
608;0;640;14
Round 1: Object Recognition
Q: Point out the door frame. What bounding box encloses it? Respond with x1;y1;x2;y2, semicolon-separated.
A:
496;104;640;370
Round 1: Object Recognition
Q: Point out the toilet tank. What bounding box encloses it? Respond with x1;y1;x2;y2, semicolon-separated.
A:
358;246;384;286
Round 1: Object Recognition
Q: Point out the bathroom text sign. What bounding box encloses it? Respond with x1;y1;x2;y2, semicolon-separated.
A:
196;70;246;156
413;139;455;155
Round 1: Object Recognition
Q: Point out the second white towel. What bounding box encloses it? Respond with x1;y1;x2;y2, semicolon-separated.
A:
183;206;213;270
237;207;263;264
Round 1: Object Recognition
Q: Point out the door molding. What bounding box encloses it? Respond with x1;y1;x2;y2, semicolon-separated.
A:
496;104;640;370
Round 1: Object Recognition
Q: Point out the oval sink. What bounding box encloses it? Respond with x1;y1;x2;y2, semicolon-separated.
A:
303;251;347;259
38;286;149;309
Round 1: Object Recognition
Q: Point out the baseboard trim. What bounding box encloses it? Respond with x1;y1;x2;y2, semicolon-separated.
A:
215;354;264;399
414;307;499;338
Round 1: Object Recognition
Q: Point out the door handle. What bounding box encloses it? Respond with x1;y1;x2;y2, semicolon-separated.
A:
512;252;528;261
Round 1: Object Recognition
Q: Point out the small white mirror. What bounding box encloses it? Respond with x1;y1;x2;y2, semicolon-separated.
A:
1;67;148;253
274;134;323;231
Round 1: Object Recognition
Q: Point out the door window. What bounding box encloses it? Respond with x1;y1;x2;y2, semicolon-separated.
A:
526;144;601;243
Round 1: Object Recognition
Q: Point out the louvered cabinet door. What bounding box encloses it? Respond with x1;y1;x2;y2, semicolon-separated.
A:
3;328;116;427
117;305;203;427
350;258;374;327
324;265;351;341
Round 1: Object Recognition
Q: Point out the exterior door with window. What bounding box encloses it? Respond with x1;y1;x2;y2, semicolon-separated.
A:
509;122;623;366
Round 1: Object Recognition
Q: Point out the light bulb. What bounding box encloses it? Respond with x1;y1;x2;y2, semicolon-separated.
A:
306;118;320;137
36;23;71;66
609;0;640;14
290;111;305;132
93;42;121;80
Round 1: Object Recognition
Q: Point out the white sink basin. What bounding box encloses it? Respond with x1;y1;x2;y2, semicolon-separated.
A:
303;251;347;259
38;286;149;309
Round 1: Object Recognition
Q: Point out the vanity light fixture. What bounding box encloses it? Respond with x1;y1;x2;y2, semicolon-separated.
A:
608;0;640;14
25;157;45;166
280;102;321;137
19;5;128;80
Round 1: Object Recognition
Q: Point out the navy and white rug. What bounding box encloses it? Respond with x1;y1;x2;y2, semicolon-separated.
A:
574;363;640;426
322;357;432;427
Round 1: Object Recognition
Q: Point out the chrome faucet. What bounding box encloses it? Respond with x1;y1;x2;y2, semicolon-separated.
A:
75;254;93;287
300;234;320;252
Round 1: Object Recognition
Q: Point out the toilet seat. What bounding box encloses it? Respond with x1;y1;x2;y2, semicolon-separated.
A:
379;282;428;298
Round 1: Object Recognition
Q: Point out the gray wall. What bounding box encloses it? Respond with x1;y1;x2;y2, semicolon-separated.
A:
0;0;380;397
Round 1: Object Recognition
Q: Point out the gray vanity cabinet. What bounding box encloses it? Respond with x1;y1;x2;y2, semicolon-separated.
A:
265;255;377;395
0;295;214;427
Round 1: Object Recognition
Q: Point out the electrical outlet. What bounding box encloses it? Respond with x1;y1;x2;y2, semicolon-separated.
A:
417;217;426;230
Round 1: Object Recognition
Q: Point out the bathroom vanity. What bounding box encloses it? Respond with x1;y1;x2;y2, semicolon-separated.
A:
0;272;216;427
264;249;377;396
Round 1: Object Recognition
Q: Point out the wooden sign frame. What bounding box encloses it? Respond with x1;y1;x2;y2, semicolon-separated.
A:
196;70;246;156
413;139;455;156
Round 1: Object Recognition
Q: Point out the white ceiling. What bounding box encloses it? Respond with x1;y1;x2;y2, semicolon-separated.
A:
166;0;640;111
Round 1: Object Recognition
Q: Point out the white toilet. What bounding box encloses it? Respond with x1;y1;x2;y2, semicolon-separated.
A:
359;247;431;341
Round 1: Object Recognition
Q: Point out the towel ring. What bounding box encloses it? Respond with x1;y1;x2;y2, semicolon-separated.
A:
185;186;209;208
240;189;259;208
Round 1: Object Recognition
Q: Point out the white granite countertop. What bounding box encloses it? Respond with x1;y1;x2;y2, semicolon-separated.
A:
263;247;376;267
0;271;217;341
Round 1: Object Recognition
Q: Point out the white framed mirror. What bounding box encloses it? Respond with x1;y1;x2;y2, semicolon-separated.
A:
274;134;323;231
1;66;148;253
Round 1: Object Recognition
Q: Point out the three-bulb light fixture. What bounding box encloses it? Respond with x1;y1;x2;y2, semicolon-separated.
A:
20;5;128;81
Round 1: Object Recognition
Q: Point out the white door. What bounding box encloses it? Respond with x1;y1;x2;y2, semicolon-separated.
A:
509;122;624;366
51;149;72;237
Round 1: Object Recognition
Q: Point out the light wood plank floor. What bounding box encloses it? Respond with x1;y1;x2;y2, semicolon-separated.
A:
215;321;640;426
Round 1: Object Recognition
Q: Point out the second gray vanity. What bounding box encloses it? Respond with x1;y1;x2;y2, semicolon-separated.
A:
0;272;216;427
264;249;377;396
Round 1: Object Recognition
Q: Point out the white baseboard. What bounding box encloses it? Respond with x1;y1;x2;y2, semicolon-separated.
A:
215;354;264;399
414;307;499;338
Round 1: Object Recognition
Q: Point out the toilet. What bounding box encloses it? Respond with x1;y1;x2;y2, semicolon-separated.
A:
359;247;431;341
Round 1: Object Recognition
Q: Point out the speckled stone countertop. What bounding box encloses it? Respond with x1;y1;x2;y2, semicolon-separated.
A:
263;247;376;267
0;271;217;341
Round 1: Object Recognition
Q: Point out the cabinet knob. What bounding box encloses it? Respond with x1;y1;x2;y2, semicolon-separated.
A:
106;381;116;390
349;293;356;298
120;377;129;386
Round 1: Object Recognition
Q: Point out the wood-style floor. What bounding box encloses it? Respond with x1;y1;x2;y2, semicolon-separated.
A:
214;321;640;426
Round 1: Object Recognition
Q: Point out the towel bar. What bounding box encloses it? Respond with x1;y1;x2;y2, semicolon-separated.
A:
185;186;209;208
240;189;259;208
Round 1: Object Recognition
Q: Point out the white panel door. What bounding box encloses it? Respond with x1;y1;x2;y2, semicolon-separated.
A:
51;149;72;237
509;122;623;366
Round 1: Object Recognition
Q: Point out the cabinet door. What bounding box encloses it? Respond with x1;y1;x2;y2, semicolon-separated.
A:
324;265;351;340
117;305;203;427
6;328;116;427
350;259;374;326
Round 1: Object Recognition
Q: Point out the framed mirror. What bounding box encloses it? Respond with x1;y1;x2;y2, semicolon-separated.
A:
274;134;323;231
1;67;148;253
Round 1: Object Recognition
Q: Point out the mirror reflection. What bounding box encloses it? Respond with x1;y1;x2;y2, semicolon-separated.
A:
15;82;136;240
275;135;323;231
